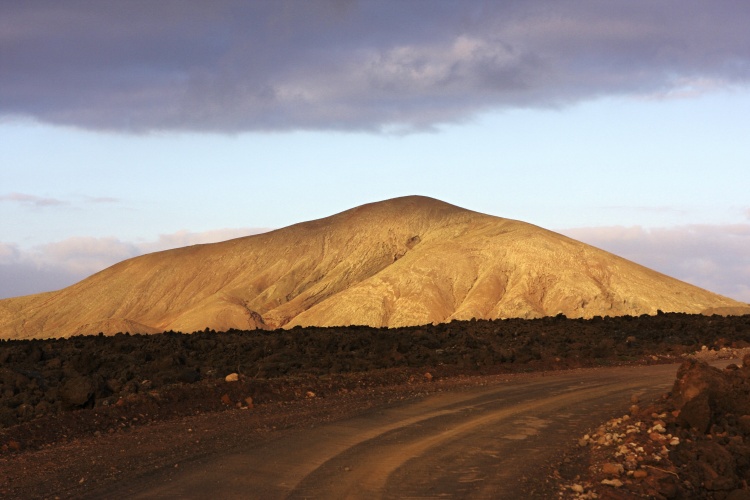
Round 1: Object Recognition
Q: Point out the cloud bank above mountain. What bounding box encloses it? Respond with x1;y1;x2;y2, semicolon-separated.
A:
3;1;749;132
561;224;750;303
0;228;268;298
2;222;749;304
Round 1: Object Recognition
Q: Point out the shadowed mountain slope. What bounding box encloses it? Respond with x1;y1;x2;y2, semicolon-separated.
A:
1;196;746;339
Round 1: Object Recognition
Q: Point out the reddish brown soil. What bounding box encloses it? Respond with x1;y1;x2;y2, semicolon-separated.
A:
1;313;749;498
553;357;750;499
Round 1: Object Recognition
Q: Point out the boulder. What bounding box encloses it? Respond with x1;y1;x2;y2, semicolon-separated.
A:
671;360;726;409
601;463;623;475
677;392;712;433
671;360;750;432
737;415;750;436
60;376;94;408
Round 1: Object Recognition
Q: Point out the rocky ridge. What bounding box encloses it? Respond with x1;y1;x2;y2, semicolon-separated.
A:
559;355;750;499
2;313;750;451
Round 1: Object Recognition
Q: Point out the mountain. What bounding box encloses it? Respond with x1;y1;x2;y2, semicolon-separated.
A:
1;196;747;339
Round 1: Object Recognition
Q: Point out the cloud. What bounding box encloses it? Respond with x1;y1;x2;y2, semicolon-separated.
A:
600;206;688;216
2;1;749;132
560;224;750;303
83;196;119;204
0;242;76;298
0;192;66;207
0;228;270;299
1;193;122;210
138;228;272;253
33;237;141;276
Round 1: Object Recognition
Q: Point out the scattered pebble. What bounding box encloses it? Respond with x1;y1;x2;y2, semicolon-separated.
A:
600;478;623;488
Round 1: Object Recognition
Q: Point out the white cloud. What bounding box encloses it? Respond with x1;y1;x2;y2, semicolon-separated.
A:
139;228;268;253
0;193;122;212
0;227;270;299
560;224;750;303
0;192;66;207
34;237;140;275
83;196;120;204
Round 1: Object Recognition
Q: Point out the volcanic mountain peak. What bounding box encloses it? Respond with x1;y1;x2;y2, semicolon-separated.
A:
1;196;747;339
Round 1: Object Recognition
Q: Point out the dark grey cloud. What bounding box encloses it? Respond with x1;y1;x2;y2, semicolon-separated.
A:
0;242;79;298
561;224;750;303
2;1;749;132
0;260;81;299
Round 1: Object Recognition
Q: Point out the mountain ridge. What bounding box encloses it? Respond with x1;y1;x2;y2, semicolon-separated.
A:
1;196;747;339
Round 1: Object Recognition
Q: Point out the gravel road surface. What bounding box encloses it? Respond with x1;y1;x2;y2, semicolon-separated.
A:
110;364;679;499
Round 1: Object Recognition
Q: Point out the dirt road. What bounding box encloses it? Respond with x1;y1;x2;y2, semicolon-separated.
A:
93;364;677;499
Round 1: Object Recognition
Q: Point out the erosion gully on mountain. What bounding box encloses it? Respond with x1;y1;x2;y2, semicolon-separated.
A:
1;313;750;498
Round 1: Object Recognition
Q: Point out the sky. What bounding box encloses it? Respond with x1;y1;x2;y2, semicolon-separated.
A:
1;1;749;302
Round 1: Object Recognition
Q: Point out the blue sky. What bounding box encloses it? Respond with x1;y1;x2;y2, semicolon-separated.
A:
2;1;749;302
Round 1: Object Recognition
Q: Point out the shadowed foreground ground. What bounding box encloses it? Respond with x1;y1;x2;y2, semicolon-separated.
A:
1;314;749;498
